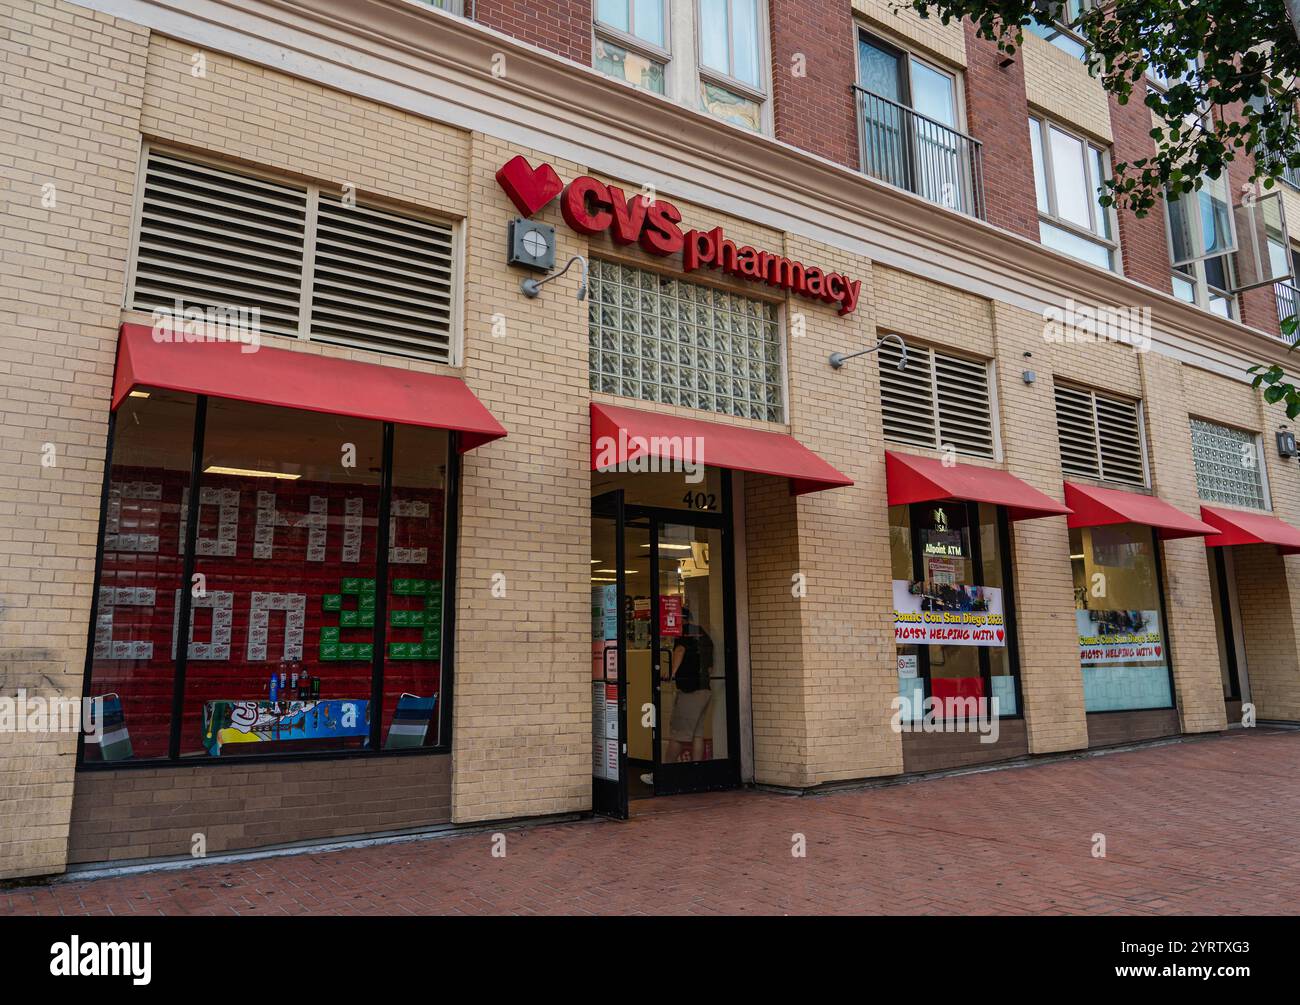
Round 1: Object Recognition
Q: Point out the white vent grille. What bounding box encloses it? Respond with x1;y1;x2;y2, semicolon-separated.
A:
879;337;995;458
1190;418;1266;509
131;150;307;335
130;149;456;363
1054;384;1146;486
309;195;455;359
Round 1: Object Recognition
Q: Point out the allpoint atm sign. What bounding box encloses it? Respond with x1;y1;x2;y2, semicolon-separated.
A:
496;155;863;315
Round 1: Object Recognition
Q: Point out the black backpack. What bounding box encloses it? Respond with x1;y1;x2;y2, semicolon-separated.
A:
674;629;712;693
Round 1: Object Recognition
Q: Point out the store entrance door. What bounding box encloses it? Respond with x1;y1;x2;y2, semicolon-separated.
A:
590;483;740;815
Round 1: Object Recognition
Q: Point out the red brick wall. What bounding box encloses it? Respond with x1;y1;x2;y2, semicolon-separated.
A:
1107;89;1173;294
472;0;592;64
769;0;859;169
961;23;1037;239
1221;105;1281;335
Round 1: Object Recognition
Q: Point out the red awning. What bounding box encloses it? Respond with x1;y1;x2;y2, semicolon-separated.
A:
590;402;853;495
1200;505;1300;554
111;323;506;451
885;450;1070;521
1064;482;1216;539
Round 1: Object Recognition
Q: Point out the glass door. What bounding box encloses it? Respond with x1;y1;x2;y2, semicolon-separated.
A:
590;491;628;819
641;511;740;796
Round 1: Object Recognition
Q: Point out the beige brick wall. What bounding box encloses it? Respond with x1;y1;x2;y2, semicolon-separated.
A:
140;35;471;223
1022;32;1112;142
990;303;1089;753
1138;354;1227;734
8;0;1300;885
452;134;593;822
783;236;903;786
853;0;967;67
0;0;149;880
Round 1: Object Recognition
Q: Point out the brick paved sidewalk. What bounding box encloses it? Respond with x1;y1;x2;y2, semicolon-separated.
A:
4;729;1298;916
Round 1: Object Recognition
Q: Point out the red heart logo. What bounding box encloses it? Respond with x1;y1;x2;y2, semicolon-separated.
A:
1155;646;1162;657
495;155;563;217
996;629;1005;641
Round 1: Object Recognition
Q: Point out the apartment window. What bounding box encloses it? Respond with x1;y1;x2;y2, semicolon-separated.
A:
1165;172;1237;318
1054;384;1146;486
878;336;995;458
594;0;669;94
1029;116;1118;271
416;0;462;12
698;0;766;131
855;30;981;217
1026;0;1093;60
588;259;784;421
129;148;458;363
1190;418;1267;510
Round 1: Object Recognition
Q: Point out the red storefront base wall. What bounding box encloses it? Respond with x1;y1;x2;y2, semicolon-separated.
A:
67;754;450;865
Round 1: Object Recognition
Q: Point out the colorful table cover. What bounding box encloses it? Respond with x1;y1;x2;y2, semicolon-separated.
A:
202;699;370;755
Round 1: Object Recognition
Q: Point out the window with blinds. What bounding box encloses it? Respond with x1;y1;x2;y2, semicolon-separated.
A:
129;148;457;363
877;337;995;457
1190;418;1267;509
1053;384;1147;486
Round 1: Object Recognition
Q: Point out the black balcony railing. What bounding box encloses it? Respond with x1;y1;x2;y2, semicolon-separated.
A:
854;85;986;219
1275;281;1300;338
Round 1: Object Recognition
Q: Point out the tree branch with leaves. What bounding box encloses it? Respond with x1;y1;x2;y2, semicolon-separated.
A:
898;0;1300;410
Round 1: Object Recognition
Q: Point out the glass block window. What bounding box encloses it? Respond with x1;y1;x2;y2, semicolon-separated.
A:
588;259;784;421
1190;418;1267;510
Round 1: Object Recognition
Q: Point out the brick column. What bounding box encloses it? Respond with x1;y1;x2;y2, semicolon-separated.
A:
962;22;1038;240
472;0;593;64
759;239;903;787
769;0;860;170
1108;92;1174;294
0;1;149;881
1137;353;1227;732
452;135;594;822
990;303;1089;753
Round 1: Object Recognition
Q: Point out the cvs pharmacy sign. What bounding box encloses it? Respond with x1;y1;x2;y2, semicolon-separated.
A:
496;155;862;316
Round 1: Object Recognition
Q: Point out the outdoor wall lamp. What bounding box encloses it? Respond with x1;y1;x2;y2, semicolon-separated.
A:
521;255;588;301
829;333;907;371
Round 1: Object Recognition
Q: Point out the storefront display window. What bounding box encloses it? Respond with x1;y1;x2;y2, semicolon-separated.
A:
889;501;1020;721
82;392;454;765
1069;524;1174;712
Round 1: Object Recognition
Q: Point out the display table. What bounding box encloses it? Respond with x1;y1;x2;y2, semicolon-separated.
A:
202;699;370;755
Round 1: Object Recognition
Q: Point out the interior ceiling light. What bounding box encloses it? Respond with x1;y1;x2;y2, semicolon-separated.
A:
204;465;301;481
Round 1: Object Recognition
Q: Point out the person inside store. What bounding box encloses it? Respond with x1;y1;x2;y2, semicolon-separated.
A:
664;606;713;764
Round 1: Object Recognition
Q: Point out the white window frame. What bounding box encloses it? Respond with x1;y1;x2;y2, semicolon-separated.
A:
1165;173;1239;321
123;142;465;365
691;0;772;132
593;0;673;96
591;1;772;133
1025;0;1095;61
410;0;464;15
1029;115;1120;272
